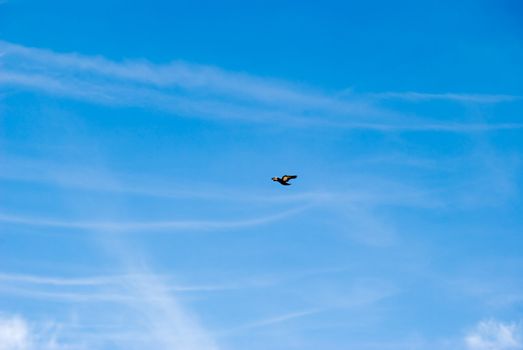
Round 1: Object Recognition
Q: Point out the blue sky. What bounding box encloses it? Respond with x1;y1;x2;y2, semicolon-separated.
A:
1;0;523;349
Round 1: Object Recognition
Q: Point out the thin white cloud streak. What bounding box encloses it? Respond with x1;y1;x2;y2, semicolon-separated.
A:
0;268;393;305
0;268;354;304
0;283;230;304
218;280;397;338
0;205;308;232
0;155;444;208
0;272;236;292
0;285;136;304
365;91;521;104
0;155;333;203
220;308;324;335
0;273;116;287
1;40;521;132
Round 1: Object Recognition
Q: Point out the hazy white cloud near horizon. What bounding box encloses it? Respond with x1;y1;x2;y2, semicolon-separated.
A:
466;320;522;350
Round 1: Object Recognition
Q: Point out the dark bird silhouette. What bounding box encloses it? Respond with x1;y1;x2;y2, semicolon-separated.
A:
272;175;297;186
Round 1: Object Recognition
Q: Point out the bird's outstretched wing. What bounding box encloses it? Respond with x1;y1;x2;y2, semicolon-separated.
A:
282;175;297;182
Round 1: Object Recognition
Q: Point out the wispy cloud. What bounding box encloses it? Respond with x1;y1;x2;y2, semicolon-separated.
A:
0;277;231;304
0;285;136;304
0;269;222;349
0;155;332;204
218;278;397;339
465;320;522;350
0;41;387;127
0;154;445;210
0;273;117;287
1;40;520;132
220;308;324;335
0;205;308;232
365;91;521;104
117;269;220;350
0;272;236;291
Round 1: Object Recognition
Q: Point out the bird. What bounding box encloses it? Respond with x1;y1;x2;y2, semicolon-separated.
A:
272;175;297;186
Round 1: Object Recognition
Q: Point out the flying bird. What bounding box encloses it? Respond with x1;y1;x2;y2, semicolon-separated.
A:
272;175;297;186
